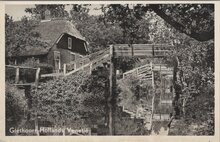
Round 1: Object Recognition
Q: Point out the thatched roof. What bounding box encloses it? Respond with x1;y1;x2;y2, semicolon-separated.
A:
16;19;86;57
34;19;85;46
18;46;50;57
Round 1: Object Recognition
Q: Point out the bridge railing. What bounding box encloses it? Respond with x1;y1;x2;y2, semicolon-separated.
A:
63;48;111;76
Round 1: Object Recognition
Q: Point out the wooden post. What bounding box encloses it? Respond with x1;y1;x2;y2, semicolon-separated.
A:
34;90;40;136
108;45;116;135
173;56;179;118
160;65;162;120
15;67;19;84
74;63;77;70
35;116;39;136
136;68;139;76
34;67;40;136
63;64;66;75
89;63;93;74
150;60;155;131
35;68;40;86
24;86;32;120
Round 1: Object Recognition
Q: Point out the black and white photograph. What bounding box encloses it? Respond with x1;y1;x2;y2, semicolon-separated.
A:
3;2;217;137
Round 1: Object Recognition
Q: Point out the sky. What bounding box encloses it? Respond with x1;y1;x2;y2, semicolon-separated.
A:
5;4;102;21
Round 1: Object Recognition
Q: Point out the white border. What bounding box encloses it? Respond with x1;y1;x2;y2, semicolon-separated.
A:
0;1;219;142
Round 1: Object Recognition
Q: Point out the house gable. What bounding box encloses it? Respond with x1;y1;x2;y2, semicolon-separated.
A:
56;33;88;55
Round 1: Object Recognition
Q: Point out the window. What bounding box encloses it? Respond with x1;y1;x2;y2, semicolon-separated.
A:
68;37;72;49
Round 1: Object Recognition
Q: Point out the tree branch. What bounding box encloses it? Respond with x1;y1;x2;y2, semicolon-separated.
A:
149;4;214;42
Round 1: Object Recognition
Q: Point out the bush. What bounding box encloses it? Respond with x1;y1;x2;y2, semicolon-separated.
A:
5;83;27;135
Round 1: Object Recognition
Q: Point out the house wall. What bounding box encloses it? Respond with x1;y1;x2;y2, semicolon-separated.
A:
47;45;86;72
57;34;87;55
47;34;88;71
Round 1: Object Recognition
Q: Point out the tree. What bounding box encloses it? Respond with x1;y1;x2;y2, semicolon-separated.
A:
100;4;150;44
143;4;214;41
25;4;68;19
100;4;214;42
70;4;124;53
5;14;48;61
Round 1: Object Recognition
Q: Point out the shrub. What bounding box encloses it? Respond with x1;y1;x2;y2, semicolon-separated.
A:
5;83;27;135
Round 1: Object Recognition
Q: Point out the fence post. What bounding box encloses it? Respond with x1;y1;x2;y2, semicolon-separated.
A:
136;68;139;76
108;45;116;135
74;63;77;70
35;68;40;86
150;61;155;131
15;67;19;84
63;64;66;75
89;63;92;74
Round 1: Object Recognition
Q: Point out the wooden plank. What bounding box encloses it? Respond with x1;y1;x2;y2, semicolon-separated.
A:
138;69;151;74
154;50;172;52
115;52;132;57
114;47;152;51
41;73;63;78
115;52;152;57
137;66;151;71
133;52;153;56
13;83;33;86
6;65;38;70
115;50;152;53
153;68;173;71
160;71;173;75
114;44;172;51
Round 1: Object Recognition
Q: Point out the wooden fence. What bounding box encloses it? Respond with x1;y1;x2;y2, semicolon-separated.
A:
123;64;152;80
5;65;40;86
123;64;173;80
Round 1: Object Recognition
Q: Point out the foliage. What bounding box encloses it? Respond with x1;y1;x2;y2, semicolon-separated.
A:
80;67;109;125
157;19;215;134
5;14;48;58
30;67;110;128
25;4;68;19
5;83;27;134
185;85;214;135
70;5;124;53
137;4;214;41
30;72;89;127
100;4;150;44
100;4;214;42
118;75;153;112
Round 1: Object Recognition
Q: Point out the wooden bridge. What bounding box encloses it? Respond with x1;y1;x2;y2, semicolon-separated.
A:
5;43;174;135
